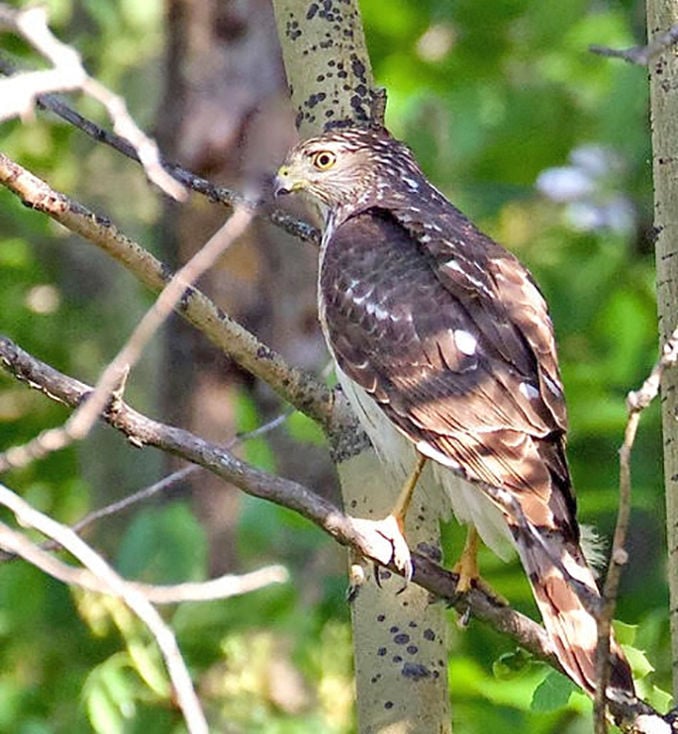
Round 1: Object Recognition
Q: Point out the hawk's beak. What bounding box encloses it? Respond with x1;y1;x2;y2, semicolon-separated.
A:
273;165;304;197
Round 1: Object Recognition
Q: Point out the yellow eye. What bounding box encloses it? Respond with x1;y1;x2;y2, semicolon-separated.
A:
311;150;336;170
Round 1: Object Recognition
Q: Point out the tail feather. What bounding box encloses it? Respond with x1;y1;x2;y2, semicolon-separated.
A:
515;526;635;697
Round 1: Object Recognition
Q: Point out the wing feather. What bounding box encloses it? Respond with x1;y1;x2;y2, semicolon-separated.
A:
320;208;571;516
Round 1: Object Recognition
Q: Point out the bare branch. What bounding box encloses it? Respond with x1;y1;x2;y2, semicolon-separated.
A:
0;153;340;434
594;327;678;733
0;7;84;115
590;24;678;66
69;207;252;438
0;483;208;734
0;54;320;246
0;520;287;603
0;336;670;728
54;412;291;545
134;565;289;604
0;4;184;200
72;466;198;537
0;334;555;663
0;205;254;472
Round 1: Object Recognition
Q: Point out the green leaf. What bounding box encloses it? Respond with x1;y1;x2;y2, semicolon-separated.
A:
645;685;673;715
531;671;577;712
621;644;655;681
84;667;128;734
116;503;207;584
612;620;637;647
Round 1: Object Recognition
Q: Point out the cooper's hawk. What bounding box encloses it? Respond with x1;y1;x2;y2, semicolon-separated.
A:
274;126;635;701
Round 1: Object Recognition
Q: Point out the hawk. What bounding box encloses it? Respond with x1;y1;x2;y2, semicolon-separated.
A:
274;126;635;701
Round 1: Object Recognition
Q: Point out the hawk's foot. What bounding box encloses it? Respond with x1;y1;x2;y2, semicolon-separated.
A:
349;514;413;586
377;512;413;583
451;527;508;606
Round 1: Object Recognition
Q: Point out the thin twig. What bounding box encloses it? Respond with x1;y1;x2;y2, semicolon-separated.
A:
73;466;198;537
0;483;208;734
0;4;185;199
0;53;320;246
0;206;254;472
0;521;287;603
590;24;678;66
60;411;292;544
0;152;338;432
594;326;678;733
70;208;252;438
0;334;555;661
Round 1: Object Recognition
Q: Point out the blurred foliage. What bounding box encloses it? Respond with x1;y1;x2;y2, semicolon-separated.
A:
0;0;669;732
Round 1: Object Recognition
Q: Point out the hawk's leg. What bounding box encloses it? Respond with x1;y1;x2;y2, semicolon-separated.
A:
451;527;507;605
452;526;480;594
376;453;427;583
392;453;427;530
378;453;428;583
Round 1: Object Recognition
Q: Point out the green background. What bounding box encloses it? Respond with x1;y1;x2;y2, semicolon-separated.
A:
0;1;668;732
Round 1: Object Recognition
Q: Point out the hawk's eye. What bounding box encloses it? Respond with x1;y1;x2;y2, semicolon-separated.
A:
311;150;336;171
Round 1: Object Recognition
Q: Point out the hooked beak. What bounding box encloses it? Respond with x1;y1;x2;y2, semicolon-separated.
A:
273;166;303;197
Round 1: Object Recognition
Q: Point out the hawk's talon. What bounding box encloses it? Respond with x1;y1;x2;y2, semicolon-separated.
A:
347;559;367;602
347;584;360;603
457;605;472;628
374;562;384;589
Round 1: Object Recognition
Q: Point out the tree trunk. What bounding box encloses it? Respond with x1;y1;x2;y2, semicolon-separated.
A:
647;0;678;700
157;0;333;574
272;2;452;732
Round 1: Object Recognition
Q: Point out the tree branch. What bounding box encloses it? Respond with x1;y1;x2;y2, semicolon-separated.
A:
0;411;292;558
0;482;208;734
0;153;346;437
0;334;555;664
0;53;320;247
0;520;287;603
0;202;256;472
0;340;669;728
594;327;678;733
590;24;678;66
0;3;184;200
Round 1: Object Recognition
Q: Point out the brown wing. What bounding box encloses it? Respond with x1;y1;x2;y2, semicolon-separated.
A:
320;206;635;696
320;206;575;535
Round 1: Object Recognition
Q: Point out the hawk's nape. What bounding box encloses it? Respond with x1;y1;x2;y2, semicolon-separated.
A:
274;127;636;705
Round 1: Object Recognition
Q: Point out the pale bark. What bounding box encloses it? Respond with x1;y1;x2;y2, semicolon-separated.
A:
272;0;379;130
647;0;678;700
271;2;452;731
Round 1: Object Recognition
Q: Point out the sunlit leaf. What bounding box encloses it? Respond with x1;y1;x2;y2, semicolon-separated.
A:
531;671;577;712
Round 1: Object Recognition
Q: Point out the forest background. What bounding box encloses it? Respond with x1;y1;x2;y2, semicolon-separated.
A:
0;0;667;732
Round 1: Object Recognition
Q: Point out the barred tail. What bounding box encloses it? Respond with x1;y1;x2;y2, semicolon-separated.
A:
514;526;635;697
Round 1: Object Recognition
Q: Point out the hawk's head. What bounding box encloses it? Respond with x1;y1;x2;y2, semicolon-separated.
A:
274;127;424;222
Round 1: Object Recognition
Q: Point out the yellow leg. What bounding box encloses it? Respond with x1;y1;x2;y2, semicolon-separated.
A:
387;453;427;583
393;454;427;528
453;526;480;593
